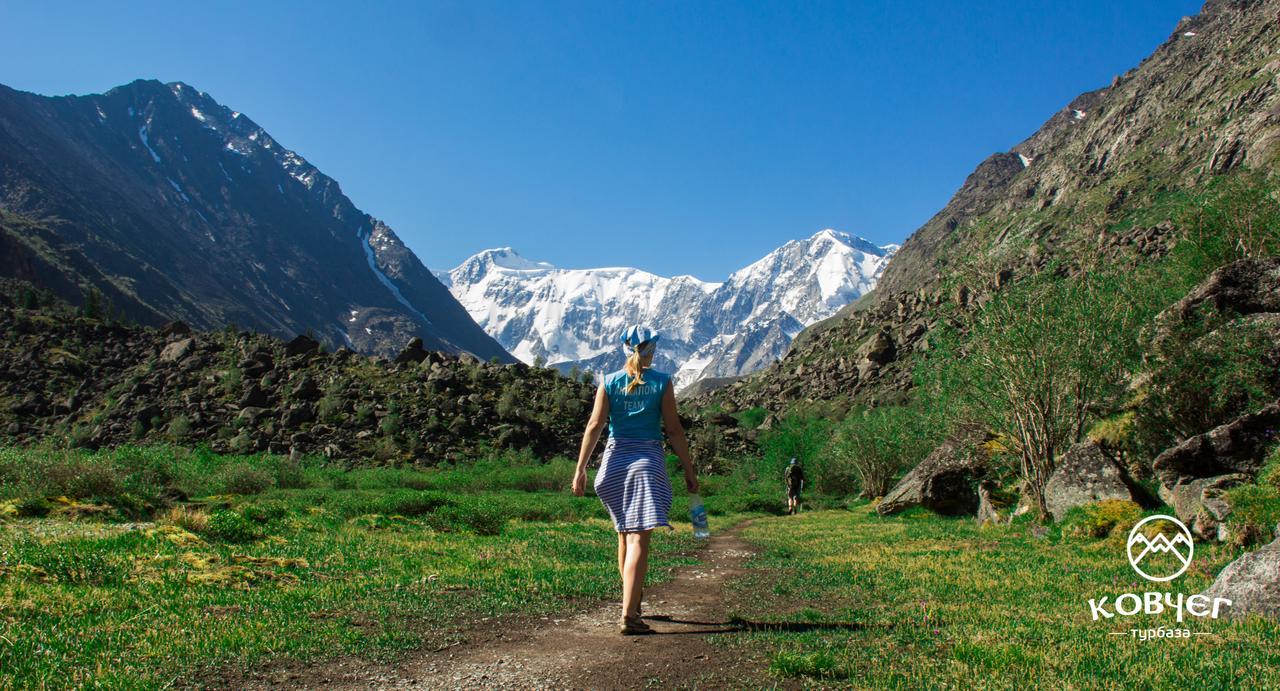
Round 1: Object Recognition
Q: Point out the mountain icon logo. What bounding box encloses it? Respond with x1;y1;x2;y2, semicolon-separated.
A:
1126;515;1194;582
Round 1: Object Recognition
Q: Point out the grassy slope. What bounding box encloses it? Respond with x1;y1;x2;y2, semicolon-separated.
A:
726;507;1280;688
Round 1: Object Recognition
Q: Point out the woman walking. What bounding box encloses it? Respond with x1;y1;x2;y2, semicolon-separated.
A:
572;326;699;635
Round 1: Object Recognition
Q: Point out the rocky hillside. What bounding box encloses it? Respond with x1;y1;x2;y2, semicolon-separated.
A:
440;229;896;390
0;79;510;362
0;282;591;463
694;0;1280;415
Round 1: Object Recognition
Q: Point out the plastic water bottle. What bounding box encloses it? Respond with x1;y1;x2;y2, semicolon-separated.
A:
689;494;710;539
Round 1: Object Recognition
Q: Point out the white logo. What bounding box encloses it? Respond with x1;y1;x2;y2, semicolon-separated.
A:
1126;515;1194;583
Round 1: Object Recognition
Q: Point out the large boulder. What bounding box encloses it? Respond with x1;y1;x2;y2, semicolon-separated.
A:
1199;535;1280;619
1160;473;1251;541
878;424;989;516
284;334;320;357
1044;441;1140;522
1152;401;1280;539
161;321;192;337
238;352;275;379
1153;401;1280;488
289;374;321;401
1153;257;1280;347
280;405;315;428
159;337;195;363
395;337;429;364
238;383;272;409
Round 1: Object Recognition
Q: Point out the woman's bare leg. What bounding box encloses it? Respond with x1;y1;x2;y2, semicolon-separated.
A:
621;530;652;618
617;533;626;579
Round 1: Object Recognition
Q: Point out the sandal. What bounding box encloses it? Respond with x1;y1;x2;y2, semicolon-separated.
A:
619;615;653;635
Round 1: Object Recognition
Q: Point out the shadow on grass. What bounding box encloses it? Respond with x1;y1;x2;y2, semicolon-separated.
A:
642;615;868;636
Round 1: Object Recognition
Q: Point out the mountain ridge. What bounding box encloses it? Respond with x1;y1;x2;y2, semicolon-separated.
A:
440;229;897;390
692;0;1280;415
0;78;512;362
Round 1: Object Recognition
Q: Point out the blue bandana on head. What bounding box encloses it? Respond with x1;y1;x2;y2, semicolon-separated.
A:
620;325;660;356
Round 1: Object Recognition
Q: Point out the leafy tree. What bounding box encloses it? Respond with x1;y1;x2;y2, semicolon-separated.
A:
758;413;833;476
918;272;1145;519
17;286;38;310
825;405;939;498
1177;170;1280;265
80;287;104;320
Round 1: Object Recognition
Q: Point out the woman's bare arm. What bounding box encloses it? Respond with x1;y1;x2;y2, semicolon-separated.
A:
661;381;698;494
573;385;609;496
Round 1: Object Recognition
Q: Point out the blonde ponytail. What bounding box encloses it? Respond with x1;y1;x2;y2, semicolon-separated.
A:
624;347;647;393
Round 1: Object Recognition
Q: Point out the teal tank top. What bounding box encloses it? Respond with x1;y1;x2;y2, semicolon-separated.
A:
604;368;670;441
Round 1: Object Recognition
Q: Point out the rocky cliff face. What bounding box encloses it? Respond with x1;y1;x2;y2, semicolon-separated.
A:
440;229;896;390
0;79;510;362
694;0;1280;415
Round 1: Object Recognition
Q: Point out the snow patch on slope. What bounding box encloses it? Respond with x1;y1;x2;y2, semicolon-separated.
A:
138;125;161;163
357;225;433;327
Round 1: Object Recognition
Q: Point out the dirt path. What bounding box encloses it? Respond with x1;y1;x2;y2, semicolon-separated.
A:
266;523;774;690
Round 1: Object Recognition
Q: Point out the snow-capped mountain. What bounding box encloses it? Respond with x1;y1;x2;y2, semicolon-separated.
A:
0;79;510;362
438;249;719;377
440;230;897;390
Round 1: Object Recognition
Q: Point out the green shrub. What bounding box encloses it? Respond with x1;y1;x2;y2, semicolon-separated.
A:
496;389;519;420
108;492;150;519
204;511;261;543
217;463;274;496
167;415;193;440
380;412;401;436
1223;482;1280;546
16;497;51;518
736;407;768;429
46;458;123;500
318;394;344;423
275;455;307;490
399;474;435;491
222;367;243;396
823;404;940;498
1137;315;1280;456
758;412;834;472
240;501;291;524
372;437;401;462
69;424;95;449
427;497;505;535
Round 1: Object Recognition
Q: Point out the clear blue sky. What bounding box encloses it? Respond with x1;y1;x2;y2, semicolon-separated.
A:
1;1;1202;280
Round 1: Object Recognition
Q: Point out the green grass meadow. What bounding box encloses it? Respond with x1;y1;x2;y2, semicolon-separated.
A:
0;446;753;689
2;446;1278;688
726;506;1280;689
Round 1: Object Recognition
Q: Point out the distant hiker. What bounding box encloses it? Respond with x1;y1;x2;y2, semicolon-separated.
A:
785;458;805;515
572;325;699;636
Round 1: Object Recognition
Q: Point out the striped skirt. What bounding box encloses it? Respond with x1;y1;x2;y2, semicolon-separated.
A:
594;438;673;533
